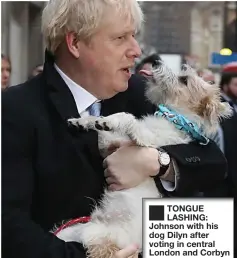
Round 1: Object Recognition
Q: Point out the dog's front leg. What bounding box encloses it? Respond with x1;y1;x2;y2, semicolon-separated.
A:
67;113;135;133
67;116;111;131
96;113;161;148
68;113;159;148
81;113;159;148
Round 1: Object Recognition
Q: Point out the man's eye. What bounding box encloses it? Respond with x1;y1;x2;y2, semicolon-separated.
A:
117;36;125;40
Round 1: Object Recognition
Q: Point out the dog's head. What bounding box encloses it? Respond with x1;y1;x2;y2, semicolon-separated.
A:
143;62;232;135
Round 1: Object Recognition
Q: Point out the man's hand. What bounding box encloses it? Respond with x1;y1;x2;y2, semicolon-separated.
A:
103;141;160;191
114;244;139;258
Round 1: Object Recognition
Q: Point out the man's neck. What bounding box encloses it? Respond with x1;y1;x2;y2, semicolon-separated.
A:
55;61;100;99
54;61;80;86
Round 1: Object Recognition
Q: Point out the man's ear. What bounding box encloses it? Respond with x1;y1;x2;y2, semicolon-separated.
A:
65;32;80;59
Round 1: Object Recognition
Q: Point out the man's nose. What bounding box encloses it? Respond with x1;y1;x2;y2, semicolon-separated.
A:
2;71;9;78
127;38;142;59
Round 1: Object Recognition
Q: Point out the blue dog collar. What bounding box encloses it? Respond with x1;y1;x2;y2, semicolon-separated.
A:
155;104;209;145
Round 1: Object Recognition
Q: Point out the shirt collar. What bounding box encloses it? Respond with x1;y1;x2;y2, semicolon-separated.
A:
54;63;97;114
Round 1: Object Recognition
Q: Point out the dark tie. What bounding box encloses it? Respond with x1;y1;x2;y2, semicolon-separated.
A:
88;102;101;117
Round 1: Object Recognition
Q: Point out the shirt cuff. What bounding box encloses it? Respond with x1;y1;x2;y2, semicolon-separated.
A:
160;159;179;192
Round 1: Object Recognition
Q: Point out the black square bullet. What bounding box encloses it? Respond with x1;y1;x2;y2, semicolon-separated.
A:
149;205;164;221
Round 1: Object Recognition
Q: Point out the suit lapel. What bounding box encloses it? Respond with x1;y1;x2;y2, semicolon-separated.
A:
41;51;107;187
42;51;89;162
44;51;104;170
49;86;79;121
43;51;80;122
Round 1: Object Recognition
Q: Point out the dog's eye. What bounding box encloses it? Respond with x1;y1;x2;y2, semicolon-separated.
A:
179;76;188;85
152;59;161;68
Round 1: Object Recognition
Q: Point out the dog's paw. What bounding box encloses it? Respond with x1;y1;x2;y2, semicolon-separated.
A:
67;116;112;131
67;118;82;128
68;117;97;130
95;112;134;132
94;119;112;131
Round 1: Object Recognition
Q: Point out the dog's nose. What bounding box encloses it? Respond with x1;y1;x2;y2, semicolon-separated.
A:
181;64;188;71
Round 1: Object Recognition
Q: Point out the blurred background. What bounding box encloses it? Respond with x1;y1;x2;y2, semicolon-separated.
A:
1;1;237;86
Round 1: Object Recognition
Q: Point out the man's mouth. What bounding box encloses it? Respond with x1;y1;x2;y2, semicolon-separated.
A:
121;68;132;78
122;68;130;73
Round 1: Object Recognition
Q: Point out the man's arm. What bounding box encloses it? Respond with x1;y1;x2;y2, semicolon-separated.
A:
159;162;175;182
2;90;87;258
104;141;227;196
158;140;227;196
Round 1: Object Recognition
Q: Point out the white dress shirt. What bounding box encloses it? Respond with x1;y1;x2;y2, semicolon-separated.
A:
54;64;176;192
54;64;97;117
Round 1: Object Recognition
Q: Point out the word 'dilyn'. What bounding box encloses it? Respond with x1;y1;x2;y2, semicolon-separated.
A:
143;199;233;258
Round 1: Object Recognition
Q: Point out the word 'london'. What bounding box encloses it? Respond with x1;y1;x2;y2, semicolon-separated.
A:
149;249;230;257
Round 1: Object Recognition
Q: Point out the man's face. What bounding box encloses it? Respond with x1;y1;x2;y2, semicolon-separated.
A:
224;77;237;99
228;77;237;98
77;15;141;99
1;58;11;89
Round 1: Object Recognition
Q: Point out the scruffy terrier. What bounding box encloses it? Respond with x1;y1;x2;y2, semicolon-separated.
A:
55;63;232;258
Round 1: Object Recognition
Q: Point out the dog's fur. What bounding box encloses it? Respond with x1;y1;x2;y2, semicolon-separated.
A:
56;63;232;258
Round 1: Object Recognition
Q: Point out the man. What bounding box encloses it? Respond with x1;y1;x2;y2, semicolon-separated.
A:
211;71;237;198
219;69;237;256
1;53;11;90
2;1;227;258
220;71;237;113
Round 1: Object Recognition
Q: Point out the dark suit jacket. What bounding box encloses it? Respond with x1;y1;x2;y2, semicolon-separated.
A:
2;52;227;258
220;97;237;198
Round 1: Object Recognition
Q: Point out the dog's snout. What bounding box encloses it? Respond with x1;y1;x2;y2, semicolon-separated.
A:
181;64;188;71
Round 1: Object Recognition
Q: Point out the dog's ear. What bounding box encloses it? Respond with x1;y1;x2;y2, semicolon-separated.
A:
196;96;232;123
217;101;233;119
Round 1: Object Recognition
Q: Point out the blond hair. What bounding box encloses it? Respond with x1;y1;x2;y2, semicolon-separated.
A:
41;0;143;54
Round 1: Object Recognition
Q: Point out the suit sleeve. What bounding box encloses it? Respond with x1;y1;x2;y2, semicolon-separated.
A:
159;140;228;197
2;90;87;258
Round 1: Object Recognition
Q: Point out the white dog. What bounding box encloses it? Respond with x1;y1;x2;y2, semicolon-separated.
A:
55;63;232;258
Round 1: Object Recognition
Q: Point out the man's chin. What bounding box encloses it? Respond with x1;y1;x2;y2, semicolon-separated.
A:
116;81;129;93
101;82;129;100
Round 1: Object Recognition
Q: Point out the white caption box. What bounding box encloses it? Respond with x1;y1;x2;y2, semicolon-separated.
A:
143;198;234;258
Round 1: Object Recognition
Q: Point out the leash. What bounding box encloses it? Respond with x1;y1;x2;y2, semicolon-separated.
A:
54;216;91;235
